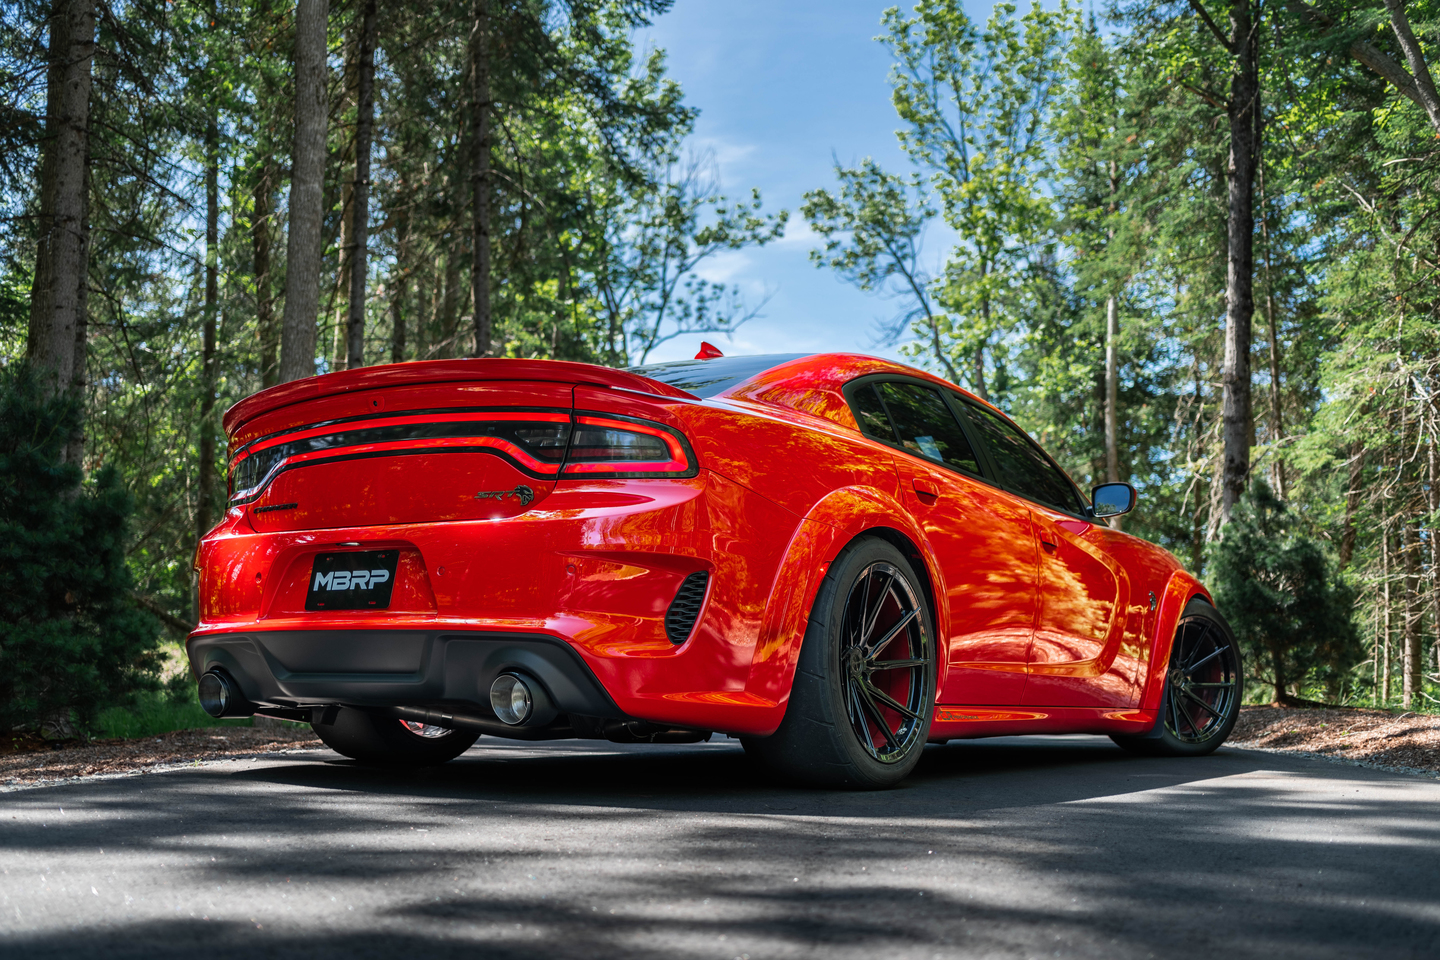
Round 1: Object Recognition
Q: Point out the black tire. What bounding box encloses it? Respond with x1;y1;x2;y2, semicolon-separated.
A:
742;537;936;789
311;707;480;766
1112;598;1243;757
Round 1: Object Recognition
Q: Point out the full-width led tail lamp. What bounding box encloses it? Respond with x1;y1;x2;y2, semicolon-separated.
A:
227;409;696;501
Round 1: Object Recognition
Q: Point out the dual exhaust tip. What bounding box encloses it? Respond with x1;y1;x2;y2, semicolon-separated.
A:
198;669;253;719
199;667;549;727
490;672;540;725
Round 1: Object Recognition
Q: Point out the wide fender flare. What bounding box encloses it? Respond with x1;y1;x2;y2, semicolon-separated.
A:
1137;569;1215;715
744;485;949;712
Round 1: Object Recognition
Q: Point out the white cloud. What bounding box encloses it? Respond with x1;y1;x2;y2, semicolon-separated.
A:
691;136;757;185
773;211;820;250
693;249;752;284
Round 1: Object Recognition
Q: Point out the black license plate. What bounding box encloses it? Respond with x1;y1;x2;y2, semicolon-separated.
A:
305;550;399;611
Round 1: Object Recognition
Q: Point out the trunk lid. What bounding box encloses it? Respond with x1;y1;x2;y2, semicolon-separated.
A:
226;360;689;533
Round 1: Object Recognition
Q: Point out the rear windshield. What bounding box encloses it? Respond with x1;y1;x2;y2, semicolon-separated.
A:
626;354;808;399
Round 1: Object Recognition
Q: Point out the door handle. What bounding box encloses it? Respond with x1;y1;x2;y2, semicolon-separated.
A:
912;477;940;501
1040;539;1058;552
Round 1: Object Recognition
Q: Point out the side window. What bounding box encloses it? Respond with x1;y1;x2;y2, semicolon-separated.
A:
961;400;1083;514
861;381;982;475
851;383;898;443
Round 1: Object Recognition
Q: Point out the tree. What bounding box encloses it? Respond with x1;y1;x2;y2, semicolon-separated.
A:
596;150;787;365
882;0;1072;400
801;160;957;381
1050;15;1144;506
0;364;160;734
279;0;328;383
345;0;377;368
25;0;94;411
1208;481;1361;703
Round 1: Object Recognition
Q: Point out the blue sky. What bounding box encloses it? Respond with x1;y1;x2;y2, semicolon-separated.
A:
633;0;993;366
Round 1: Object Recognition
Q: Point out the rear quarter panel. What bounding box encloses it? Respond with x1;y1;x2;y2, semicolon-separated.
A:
594;388;949;720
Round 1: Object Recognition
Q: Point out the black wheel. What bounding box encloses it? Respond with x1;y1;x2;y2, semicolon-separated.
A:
1112;598;1242;757
742;537;936;788
311;706;480;766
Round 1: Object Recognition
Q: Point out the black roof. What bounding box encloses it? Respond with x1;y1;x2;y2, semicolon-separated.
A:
625;354;810;399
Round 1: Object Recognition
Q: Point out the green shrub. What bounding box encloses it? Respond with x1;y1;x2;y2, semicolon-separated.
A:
1208;480;1362;704
0;363;162;733
91;674;252;739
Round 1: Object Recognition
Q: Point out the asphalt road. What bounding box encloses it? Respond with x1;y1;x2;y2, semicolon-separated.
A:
1;735;1437;960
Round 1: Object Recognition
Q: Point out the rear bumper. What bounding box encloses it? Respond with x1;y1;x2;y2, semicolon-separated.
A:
187;629;622;720
192;471;805;737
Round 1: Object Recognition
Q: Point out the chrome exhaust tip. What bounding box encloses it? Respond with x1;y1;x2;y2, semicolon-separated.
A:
490;673;535;725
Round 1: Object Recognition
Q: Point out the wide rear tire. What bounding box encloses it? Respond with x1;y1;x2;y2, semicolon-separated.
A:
1112;598;1243;758
742;537;936;789
312;706;479;766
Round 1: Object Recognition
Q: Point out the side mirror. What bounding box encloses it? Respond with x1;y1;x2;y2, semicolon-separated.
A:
1091;482;1137;519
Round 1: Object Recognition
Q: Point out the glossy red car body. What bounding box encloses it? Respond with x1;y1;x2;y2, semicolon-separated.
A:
189;353;1209;742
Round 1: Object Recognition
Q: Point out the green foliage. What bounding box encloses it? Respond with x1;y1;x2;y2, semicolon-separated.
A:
884;0;1073;396
0;0;785;635
1207;481;1362;703
0;364;163;734
91;672;251;740
801;159;942;353
803;1;1440;706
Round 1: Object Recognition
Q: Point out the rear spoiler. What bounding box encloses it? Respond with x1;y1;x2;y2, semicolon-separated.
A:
222;358;695;435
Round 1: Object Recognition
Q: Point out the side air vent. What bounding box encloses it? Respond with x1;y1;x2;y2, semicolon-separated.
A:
665;571;710;645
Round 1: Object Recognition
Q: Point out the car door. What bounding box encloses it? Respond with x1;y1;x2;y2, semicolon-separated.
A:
847;378;1037;705
956;400;1136;709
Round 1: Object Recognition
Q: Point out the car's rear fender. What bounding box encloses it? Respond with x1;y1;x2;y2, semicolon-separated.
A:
743;484;950;717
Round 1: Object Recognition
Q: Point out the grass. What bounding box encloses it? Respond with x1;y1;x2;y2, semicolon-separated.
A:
89;682;253;740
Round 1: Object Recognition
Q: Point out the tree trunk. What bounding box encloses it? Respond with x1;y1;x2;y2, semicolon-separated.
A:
1220;0;1258;522
1258;152;1285;499
27;0;95;407
1429;432;1440;678
1104;158;1121;500
254;157;279;388
1402;517;1422;708
197;96;219;546
390;207;410;364
469;0;493;358
1382;525;1393;705
1105;295;1119;483
329;22;359;372
346;0;377;369
973;257;990;401
1270;638;1286;705
279;0;330;383
1339;443;1363;566
438;243;460;358
1382;0;1440;133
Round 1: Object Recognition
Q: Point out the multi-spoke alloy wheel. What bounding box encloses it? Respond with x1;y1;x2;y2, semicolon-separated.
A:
1112;598;1243;757
1164;613;1240;744
839;560;931;763
742;537;936;788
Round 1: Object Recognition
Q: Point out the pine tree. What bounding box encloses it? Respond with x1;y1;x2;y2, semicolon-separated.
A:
0;365;161;734
1207;481;1361;704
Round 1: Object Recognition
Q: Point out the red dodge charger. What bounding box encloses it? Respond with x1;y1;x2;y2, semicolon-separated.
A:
189;351;1241;787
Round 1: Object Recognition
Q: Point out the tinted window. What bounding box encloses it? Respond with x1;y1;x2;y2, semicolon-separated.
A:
626;354;808;399
961;400;1082;513
851;383;897;442
855;381;981;475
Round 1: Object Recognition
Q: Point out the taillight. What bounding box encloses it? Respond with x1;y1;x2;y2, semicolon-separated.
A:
227;411;573;503
561;414;696;478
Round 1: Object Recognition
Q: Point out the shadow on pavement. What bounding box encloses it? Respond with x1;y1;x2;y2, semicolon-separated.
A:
2;737;1437;959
